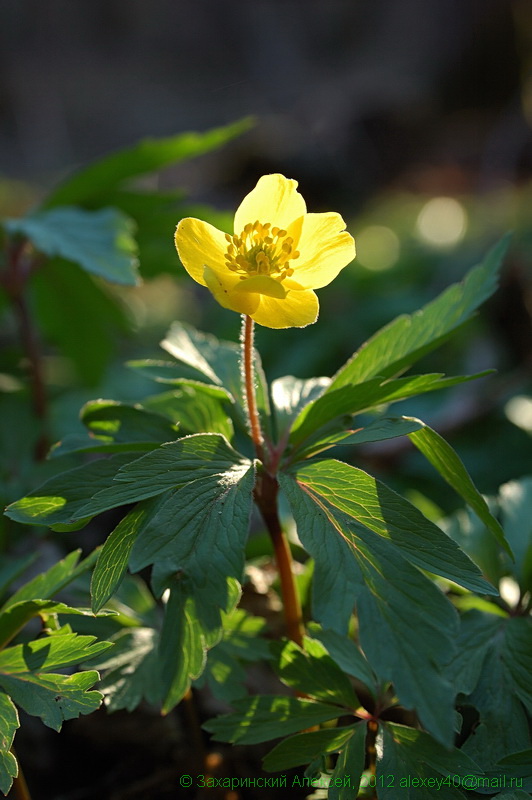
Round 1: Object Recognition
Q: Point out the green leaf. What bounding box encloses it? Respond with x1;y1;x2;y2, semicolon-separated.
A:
75;434;250;518
87;627;160;712
498;477;532;591
377;722;483;799
290;372;489;447
450;612;532;768
203;695;343;745
271;376;330;439
281;473;458;745
263;725;356;772
488;750;532;794
91;500;165;613
306;623;377;694
6;207;139;285
0;550;95;612
296;415;425;459
31;258;130;385
283;461;496;597
4;454;139;528
129;463;255;615
141;387;234;439
327;235;509;391
408;425;512;557
161;322;270;431
0;633;111;732
127;360;232;398
0;691;19;795
328;723;366;800
272;637;359;709
0;600;105;649
45;118;253;207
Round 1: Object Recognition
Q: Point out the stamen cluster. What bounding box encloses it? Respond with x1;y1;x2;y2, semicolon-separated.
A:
224;221;300;281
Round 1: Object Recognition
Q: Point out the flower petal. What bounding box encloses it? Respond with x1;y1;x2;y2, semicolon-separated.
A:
292;212;356;289
204;266;260;315
234;174;306;233
250;288;319;329
233;275;287;299
175;217;228;287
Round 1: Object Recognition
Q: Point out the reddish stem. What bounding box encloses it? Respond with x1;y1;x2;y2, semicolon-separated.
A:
241;315;304;647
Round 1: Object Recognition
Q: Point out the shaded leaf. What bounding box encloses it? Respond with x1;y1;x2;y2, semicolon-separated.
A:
4;454;139;529
45;119;253;207
141;387;234;439
306;623;377;694
0;691;19;795
272;637;358;709
328;722;366;800
263;726;356;772
76;434;250;518
6;207;139;285
203;695;343;745
409;425;511;556
296;415;424;459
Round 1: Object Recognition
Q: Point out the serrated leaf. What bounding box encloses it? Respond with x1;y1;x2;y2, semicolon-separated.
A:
0;550;97;612
328;722;366;800
272;638;358;709
203;695;343;745
91;500;164;613
89;627;161;712
0;691;19;795
0;633;111;732
45;118;253;206
282;461;496;597
281;474;458;745
450;612;532;767
161;322;270;431
290;372;489;446
76;434;250;518
377;722;483;799
129;463;254;601
327;235;509;391
409;425;512;556
296;415;425;459
0;600;104;649
141;387;234;439
306;623;377;694
4;454;138;529
263;725;356;772
6;207;139;285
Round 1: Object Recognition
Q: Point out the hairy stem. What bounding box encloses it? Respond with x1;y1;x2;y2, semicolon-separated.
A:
240;316;305;646
241;314;265;463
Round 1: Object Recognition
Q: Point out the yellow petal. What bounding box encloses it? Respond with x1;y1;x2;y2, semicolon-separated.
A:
204;266;260;315
233;275;287;299
250;288;319;329
292;212;356;289
234;174;306;234
175;218;228;287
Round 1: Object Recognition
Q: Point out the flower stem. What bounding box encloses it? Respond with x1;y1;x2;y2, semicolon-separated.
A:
241;314;265;463
240;315;304;647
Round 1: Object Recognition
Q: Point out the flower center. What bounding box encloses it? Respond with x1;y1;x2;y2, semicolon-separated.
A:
224;221;300;281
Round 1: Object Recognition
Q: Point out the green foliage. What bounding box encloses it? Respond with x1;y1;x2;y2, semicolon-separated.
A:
1;145;528;800
0;552;111;794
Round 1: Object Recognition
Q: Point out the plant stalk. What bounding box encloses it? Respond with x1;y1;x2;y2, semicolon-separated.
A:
241;315;305;647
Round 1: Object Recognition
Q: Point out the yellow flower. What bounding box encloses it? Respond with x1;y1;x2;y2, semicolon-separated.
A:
174;174;356;329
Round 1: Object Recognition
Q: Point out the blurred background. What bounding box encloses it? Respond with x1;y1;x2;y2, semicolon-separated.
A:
1;0;532;515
